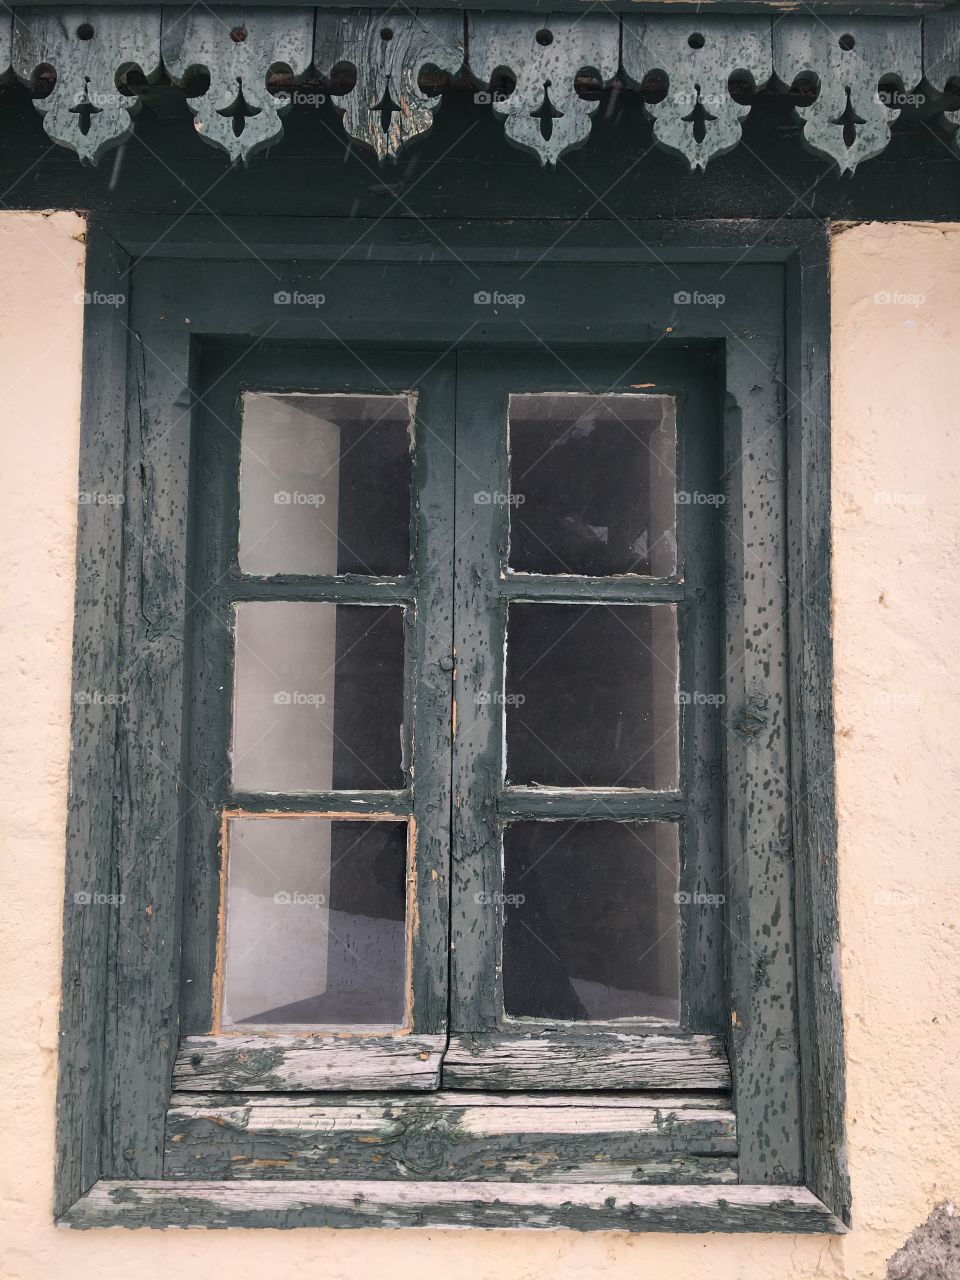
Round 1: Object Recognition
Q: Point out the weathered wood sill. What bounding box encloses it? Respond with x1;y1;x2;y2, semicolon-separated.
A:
59;1180;847;1231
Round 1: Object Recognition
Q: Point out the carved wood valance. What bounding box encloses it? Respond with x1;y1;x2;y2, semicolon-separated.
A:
3;8;959;171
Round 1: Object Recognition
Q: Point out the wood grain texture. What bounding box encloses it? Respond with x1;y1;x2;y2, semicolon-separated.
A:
53;227;130;1217
13;5;161;164
61;1179;846;1232
317;10;463;161
442;1032;730;1090
174;1034;448;1091
164;1090;737;1182
785;231;850;1224
721;328;805;1185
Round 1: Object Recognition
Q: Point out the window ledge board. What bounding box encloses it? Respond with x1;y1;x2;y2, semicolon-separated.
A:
59;1180;846;1232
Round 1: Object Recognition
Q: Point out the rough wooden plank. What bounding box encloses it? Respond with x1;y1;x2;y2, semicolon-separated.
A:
101;269;193;1178
501;576;684;603
164;1090;737;1182
721;321;805;1183
442;1033;730;1090
61;1180;846;1232
498;789;685;821
786;230;850;1224
174;1034;448;1091
53;226;130;1217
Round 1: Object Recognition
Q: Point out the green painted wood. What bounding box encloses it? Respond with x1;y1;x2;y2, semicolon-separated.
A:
786;229;850;1224
54;226;131;1216
54;221;845;1226
720;323;805;1186
442;1031;731;1090
502;576;684;602
60;1179;846;1232
173;1034;447;1090
179;343;456;1039
498;789;685;821
163;1090;737;1182
102;261;193;1179
227;791;412;815
449;346;728;1051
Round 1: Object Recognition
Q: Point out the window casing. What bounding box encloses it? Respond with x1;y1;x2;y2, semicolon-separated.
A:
56;217;847;1231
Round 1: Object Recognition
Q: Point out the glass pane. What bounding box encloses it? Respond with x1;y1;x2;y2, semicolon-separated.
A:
504;603;679;788
231;602;405;792
238;392;413;576
502;820;680;1022
508;393;676;576
220;816;408;1028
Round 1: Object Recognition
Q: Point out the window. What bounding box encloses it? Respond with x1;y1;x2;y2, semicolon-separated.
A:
57;219;847;1231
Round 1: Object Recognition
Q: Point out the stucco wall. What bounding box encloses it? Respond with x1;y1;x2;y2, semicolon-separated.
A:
0;212;957;1279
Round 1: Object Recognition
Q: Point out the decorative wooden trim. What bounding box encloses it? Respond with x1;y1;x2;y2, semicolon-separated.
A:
772;17;922;173
443;1032;731;1090
164;1090;737;1182
317;10;464;161
13;5;161;164
622;17;772;171
161;5;314;164
468;14;619;165
60;1180;847;1231
8;10;957;168
174;1034;448;1091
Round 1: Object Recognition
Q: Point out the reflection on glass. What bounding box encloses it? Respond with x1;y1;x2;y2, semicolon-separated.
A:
502;820;680;1022
508;393;676;576
231;601;405;792
504;603;678;788
238;392;413;576
220;816;408;1028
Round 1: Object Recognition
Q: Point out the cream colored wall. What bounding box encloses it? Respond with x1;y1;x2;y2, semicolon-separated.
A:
0;212;957;1279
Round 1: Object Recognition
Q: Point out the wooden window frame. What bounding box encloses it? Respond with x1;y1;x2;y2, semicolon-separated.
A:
57;215;847;1231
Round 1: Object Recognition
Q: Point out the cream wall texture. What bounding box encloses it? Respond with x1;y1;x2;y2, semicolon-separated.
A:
0;212;957;1279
